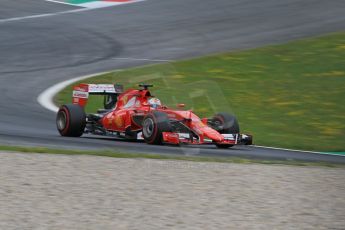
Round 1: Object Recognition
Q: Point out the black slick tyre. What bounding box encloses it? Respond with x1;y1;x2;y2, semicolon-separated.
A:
56;104;86;137
212;112;239;148
142;111;171;145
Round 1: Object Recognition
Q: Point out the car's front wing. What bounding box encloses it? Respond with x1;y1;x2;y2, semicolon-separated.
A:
162;132;253;146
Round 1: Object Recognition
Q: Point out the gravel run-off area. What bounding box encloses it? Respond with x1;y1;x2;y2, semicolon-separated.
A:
0;152;345;230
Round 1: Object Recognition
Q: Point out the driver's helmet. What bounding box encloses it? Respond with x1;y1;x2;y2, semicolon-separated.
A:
148;98;161;109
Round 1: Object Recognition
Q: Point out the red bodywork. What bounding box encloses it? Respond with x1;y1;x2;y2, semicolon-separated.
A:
72;83;244;145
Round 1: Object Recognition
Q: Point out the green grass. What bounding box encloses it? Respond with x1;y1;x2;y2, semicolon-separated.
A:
0;145;342;167
56;32;345;152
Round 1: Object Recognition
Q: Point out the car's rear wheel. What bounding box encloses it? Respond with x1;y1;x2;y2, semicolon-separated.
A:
212;112;239;148
142;111;171;145
56;104;86;137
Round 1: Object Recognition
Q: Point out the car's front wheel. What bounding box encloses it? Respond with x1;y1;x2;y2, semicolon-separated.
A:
212;112;239;148
142;111;171;145
56;104;86;137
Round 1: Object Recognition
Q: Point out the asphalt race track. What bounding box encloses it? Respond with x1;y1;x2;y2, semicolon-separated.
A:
0;0;345;163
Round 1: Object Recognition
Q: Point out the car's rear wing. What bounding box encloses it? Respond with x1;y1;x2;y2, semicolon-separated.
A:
72;83;124;107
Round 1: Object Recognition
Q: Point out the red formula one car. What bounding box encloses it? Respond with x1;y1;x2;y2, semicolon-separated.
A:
56;83;252;148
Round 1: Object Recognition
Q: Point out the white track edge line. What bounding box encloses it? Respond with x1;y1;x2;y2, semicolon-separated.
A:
111;57;171;62
0;8;88;23
37;71;110;113
45;0;81;7
0;0;147;23
46;0;146;9
253;145;345;157
37;73;344;157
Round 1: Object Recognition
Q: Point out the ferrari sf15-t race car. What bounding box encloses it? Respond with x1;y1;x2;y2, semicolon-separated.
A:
56;83;252;148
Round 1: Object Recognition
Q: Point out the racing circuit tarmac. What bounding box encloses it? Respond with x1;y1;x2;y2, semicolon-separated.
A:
0;0;345;163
